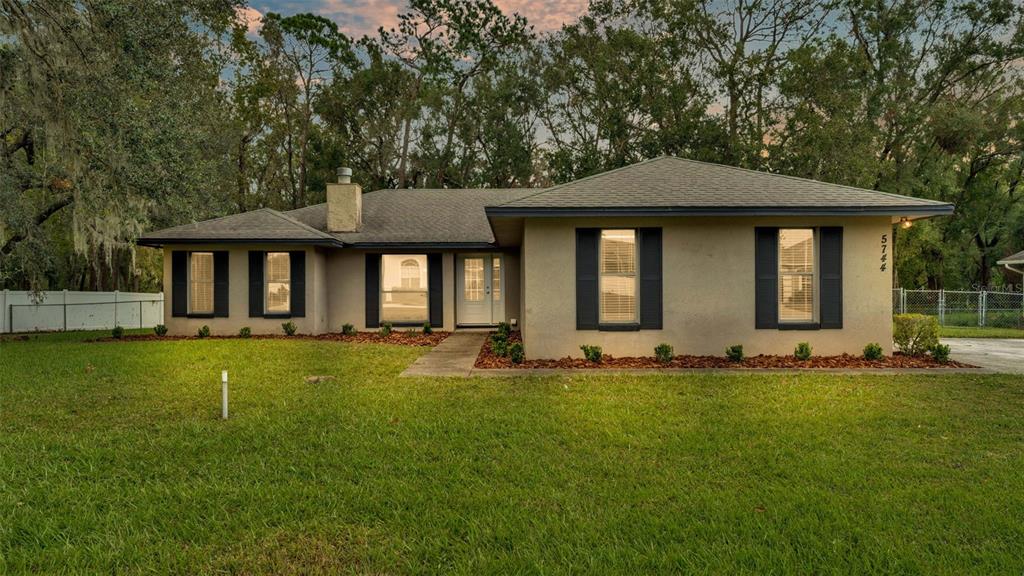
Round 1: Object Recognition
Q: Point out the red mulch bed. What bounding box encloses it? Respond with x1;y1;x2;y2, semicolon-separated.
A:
90;331;450;347
475;332;974;369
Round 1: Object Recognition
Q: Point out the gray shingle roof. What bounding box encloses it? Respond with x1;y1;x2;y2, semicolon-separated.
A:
138;208;340;246
998;249;1024;265
488;156;954;216
285;188;538;246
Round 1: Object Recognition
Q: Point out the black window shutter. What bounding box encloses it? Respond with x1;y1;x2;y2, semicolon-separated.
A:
365;254;381;328
213;251;229;317
576;228;600;330
428;253;443;328
755;227;779;329
171;251;187;317
248;251;264;318
289;250;306;318
638;228;663;329
819;227;843;329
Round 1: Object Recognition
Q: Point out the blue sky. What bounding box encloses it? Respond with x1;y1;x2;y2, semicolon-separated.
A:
238;0;589;38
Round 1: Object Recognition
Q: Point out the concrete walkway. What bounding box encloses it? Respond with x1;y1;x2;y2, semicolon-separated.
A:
943;338;1024;374
400;332;487;377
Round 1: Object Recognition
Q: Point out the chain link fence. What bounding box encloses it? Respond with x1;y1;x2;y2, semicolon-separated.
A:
893;289;1024;328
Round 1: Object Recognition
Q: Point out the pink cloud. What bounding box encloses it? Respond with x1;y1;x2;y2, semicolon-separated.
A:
235;6;265;34
494;0;588;32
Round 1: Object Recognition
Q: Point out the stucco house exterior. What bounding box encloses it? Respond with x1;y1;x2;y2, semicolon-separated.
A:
139;157;953;358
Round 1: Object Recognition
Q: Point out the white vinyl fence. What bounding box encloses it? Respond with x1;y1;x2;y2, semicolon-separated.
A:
1;290;164;334
893;288;1024;328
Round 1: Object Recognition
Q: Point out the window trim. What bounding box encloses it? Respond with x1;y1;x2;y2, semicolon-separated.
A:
264;251;292;317
777;227;818;327
598;228;640;329
380;253;430;325
187;251;215;317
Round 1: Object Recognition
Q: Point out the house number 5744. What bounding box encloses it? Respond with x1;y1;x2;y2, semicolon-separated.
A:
880;233;888;272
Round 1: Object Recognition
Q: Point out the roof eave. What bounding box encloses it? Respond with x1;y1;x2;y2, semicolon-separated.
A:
136;237;345;248
485;205;955;217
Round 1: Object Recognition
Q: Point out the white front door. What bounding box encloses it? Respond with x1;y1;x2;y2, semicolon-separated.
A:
457;254;504;326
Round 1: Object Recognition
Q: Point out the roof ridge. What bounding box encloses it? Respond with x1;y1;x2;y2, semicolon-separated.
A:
491;156;668;208
265;207;335;237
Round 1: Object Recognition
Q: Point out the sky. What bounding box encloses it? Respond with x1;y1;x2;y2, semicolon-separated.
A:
238;0;590;38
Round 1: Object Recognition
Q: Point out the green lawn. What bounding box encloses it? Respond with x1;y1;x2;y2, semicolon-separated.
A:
940;325;1024;339
3;333;1024;574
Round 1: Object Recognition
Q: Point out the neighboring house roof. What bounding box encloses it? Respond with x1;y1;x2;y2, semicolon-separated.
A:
486;156;954;217
285;188;538;247
998;249;1024;265
138;208;342;247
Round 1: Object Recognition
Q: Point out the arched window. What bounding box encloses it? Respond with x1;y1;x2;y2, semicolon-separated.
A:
400;259;421;289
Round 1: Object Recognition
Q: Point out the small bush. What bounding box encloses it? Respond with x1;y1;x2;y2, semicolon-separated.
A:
341;323;356;336
893;314;940;357
379;321;393;336
153;324;168;337
794;342;812;361
863;342;883;360
509;342;524;364
197;325;210;338
491;333;509;357
931;343;951;363
497;321;512;338
422;322;433;334
111;325;124;339
580;344;603;363
725;344;744;362
239;327;251;338
655;343;674;364
282;321;297;336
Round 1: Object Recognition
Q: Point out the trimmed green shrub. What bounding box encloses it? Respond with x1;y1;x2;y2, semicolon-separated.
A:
239;327;252;338
893;314;939;356
491;333;509;357
863;342;883;360
497;321;512;338
111;326;124;339
379;321;393;336
655;343;674;363
794;342;812;361
197;325;210;338
931;343;951;363
508;343;524;364
341;323;356;336
282;321;297;336
725;344;744;362
153;324;168;337
580;344;603;363
422;322;433;334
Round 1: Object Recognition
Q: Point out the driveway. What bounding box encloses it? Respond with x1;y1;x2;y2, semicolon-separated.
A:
942;338;1024;373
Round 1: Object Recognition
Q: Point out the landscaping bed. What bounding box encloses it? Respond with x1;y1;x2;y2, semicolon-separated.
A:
475;332;973;369
90;331;450;347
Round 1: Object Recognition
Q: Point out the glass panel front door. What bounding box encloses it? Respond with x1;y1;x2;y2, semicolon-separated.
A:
457;254;504;325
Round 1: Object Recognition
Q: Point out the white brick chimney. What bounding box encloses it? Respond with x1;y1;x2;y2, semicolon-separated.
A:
327;167;361;232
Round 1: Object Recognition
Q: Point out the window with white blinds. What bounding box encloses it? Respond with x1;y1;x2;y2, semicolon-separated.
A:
189;252;214;314
600;229;637;323
265;252;291;314
778;229;815;323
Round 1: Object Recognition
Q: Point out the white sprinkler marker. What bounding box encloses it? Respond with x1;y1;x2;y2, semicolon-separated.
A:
221;370;229;420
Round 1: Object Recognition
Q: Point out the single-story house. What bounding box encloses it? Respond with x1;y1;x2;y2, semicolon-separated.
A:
139;157;953;358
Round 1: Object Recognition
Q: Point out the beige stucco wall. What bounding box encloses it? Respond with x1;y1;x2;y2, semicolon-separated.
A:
521;216;894;359
162;245;328;336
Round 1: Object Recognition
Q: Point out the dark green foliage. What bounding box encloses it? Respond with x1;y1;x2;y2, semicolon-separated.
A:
863;343;884;361
342;323;356;336
794;342;812;361
197;325;210;338
282;322;297;336
725;345;744;362
153;324;168;337
580;345;603;363
497;322;512;338
239;327;252;338
491;333;509;357
111;326;124;339
422;322;433;334
655;343;674;363
379;322;393;337
931;343;951;363
508;342;524;363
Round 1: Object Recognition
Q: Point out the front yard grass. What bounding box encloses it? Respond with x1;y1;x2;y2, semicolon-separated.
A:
940;325;1024;338
2;333;1024;574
